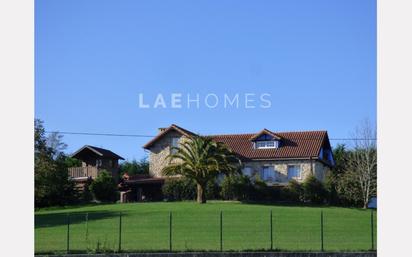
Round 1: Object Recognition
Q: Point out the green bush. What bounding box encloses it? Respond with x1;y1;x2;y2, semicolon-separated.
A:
324;173;340;205
205;179;221;200
81;178;93;202
220;175;237;200
302;175;326;204
251;179;271;201
283;179;304;202
162;177;197;201
119;158;149;176
89;170;118;202
221;175;254;201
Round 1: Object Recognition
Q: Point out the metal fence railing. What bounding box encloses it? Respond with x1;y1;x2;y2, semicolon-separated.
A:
35;209;377;254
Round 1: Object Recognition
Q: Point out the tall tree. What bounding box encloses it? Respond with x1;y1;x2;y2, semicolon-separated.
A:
325;144;349;205
47;132;68;159
119;157;149;176
345;119;377;208
162;136;241;203
332;144;349;175
34;119;76;207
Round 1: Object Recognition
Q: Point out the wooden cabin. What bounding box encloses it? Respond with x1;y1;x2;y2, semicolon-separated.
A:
68;145;124;183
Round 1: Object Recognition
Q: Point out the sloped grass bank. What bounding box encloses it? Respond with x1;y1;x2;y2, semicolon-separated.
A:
35;201;376;254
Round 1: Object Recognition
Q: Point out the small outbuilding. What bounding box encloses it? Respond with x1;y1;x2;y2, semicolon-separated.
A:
118;173;164;202
68;145;124;183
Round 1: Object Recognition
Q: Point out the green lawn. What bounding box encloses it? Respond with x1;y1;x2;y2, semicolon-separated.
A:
35;201;376;254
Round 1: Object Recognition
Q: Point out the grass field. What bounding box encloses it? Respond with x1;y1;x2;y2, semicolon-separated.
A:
35;201;377;254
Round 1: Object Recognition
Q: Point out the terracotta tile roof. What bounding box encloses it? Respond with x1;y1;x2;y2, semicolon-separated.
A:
211;131;328;161
143;124;330;162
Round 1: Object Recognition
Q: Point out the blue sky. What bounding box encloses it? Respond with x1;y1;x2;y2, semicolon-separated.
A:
35;0;376;160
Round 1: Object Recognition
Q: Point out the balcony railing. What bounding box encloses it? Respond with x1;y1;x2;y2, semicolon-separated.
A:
68;166;100;179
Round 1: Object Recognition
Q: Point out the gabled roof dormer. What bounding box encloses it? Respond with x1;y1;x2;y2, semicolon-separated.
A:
143;124;196;149
250;129;282;141
250;129;282;149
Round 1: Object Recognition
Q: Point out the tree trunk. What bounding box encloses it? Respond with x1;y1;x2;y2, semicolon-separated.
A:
196;183;206;204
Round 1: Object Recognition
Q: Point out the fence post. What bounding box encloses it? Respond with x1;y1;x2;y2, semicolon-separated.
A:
169;211;172;252
220;210;223;252
370;209;374;250
270;210;273;250
66;214;70;254
118;212;122;252
85;213;89;242
320;210;324;252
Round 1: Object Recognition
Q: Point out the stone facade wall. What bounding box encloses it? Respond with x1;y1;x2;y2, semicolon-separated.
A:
148;131;189;177
242;159;328;184
314;161;331;181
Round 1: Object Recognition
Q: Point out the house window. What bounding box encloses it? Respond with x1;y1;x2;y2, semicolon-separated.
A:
255;141;278;149
171;137;180;154
243;167;253;177
108;160;113;168
287;165;301;180
96;159;102;167
261;166;275;181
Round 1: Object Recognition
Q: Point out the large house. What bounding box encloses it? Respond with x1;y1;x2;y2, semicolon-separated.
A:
143;124;335;185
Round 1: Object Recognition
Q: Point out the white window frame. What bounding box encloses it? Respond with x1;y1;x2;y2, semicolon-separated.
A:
287;165;302;180
255;140;278;149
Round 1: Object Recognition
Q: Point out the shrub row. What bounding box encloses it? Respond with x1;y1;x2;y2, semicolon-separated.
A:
162;174;328;204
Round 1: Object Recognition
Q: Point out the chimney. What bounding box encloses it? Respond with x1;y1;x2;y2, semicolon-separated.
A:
158;128;167;133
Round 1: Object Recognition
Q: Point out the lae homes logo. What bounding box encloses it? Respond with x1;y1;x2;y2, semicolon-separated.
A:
138;93;272;109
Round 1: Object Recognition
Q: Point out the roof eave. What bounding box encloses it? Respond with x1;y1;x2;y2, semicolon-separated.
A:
143;124;196;149
70;145;104;158
249;129;282;141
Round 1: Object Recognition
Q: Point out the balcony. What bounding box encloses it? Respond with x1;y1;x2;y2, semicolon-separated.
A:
68;166;100;179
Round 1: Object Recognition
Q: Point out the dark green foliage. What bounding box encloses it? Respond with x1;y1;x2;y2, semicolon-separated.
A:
205;179;221;200
81;178;93;202
89;170;118;202
335;171;364;207
283;179;303;202
162;177;219;201
302;175;327;204
35;119;78;207
162;178;197;201
332;144;349;175
220;175;237;200
235;176;256;201
251;179;272;201
119;158;149;176
221;175;254;201
64;157;82;168
324;144;349;205
324;173;339;205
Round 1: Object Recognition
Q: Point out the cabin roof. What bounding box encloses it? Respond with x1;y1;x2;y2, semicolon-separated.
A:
71;145;125;160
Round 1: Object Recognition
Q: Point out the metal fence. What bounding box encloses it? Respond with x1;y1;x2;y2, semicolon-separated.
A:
35;209;376;254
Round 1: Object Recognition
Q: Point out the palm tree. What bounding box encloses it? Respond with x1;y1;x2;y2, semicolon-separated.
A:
162;136;241;203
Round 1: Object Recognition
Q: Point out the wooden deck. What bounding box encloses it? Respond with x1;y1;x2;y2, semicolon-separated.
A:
68;166;100;179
